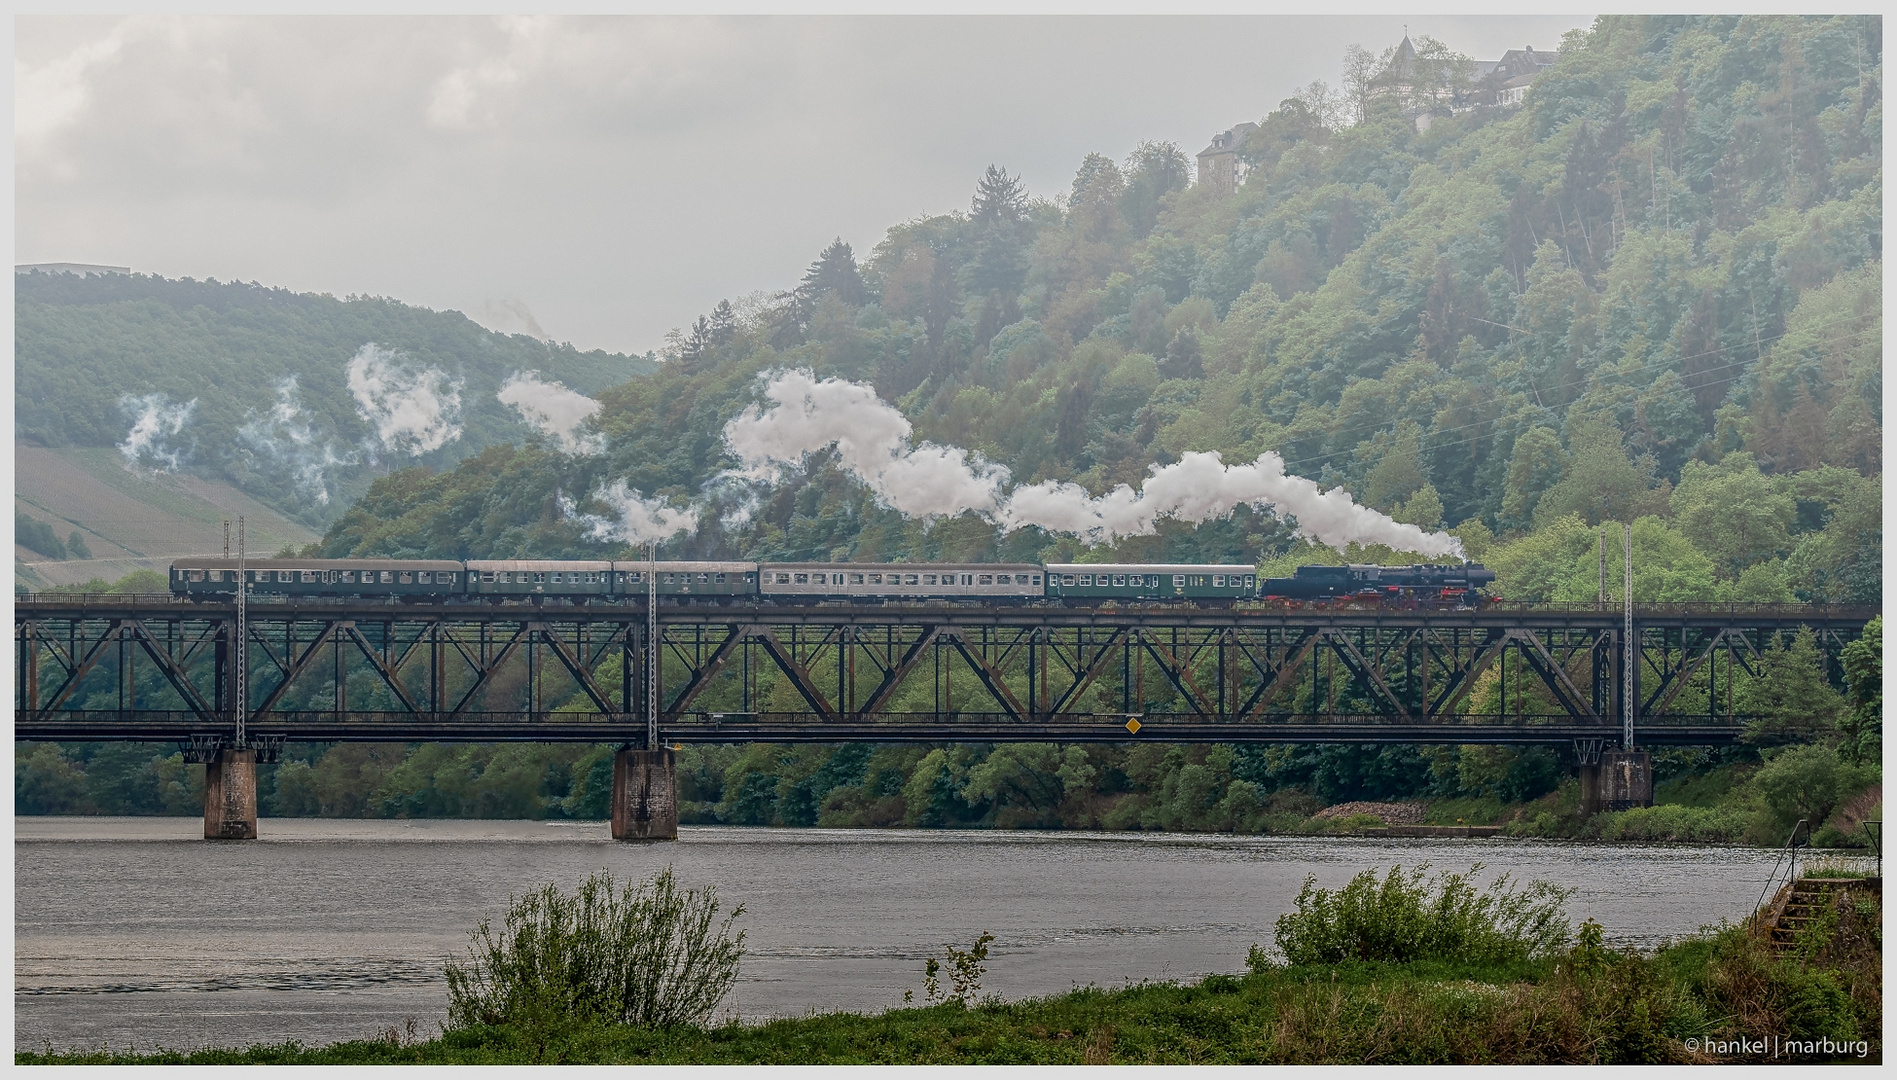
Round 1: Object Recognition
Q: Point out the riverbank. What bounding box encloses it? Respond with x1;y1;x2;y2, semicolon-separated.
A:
21;917;1880;1065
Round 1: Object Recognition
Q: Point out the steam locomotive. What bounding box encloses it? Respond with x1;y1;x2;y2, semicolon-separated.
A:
1257;563;1496;606
167;557;1493;607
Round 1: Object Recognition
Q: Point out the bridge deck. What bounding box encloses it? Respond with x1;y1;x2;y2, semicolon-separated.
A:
17;596;1873;747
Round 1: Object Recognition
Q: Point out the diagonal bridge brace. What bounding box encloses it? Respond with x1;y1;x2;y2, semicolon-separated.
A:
946;632;1029;721
661;624;751;719
1505;628;1599;722
1322;631;1414;721
1044;627;1129;717
855;626;944;718
1134;630;1218;718
1642;628;1750;718
751;627;840;722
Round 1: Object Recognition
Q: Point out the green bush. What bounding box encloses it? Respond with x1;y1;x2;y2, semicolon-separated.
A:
1270;864;1573;967
445;868;745;1032
1752;744;1875;836
1586;804;1750;844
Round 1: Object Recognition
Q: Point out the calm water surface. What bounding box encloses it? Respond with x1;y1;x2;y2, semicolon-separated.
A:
16;817;1783;1053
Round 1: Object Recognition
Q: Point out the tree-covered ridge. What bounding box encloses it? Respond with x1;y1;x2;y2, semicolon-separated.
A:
15;272;657;527
309;15;1879;607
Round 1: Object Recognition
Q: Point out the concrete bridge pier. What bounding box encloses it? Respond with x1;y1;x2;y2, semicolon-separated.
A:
612;747;678;842
1580;749;1653;815
204;748;259;839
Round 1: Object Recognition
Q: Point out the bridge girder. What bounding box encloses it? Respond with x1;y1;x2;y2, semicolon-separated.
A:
15;597;1874;748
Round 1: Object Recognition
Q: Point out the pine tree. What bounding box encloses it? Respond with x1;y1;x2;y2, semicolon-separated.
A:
708;300;737;345
971;165;1027;225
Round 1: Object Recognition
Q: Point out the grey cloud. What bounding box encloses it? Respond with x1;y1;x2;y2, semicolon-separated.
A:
18;14;1594;355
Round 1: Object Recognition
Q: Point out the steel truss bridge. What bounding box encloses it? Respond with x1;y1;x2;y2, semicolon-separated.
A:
14;595;1874;755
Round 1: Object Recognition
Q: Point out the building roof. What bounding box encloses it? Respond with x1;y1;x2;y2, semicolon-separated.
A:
1197;121;1257;159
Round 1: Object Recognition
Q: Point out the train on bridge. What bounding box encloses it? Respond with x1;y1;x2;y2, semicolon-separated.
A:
168;557;1497;607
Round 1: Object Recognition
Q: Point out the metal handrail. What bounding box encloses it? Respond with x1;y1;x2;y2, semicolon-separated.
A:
12;591;1879;619
1753;818;1811;924
14;707;1758;727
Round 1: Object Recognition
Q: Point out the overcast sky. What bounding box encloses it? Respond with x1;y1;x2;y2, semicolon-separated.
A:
18;14;1594;356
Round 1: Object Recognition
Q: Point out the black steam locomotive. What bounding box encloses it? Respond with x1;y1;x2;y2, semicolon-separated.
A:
1259;563;1496;606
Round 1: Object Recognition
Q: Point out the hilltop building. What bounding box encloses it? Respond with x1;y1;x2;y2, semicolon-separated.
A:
1382;36;1559;130
1480;45;1559;106
1194;122;1257;198
1195;38;1560;195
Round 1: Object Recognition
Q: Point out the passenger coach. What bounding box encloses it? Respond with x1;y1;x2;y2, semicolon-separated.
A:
1044;564;1256;602
169;558;466;598
757;563;1042;601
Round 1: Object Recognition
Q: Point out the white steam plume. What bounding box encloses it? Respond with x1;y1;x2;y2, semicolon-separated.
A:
498;370;606;456
999;451;1464;557
345;343;463;458
117;393;196;471
238;377;353;504
722;368;1007;520
563;480;699;546
721;368;1464;559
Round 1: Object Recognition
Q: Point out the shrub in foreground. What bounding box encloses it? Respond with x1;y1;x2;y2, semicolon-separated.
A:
445;868;745;1032
1263;863;1573;968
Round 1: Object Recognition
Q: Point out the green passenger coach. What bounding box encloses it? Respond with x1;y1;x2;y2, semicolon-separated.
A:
169;558;466;597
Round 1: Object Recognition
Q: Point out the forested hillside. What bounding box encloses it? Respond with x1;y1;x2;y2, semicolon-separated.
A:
311;15;1879;610
19;16;1882;830
16;273;656;527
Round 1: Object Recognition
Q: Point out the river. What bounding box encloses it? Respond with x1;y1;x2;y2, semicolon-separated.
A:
15;817;1786;1053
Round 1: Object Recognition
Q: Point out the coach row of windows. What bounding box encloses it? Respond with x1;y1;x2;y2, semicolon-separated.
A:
768;572;1042;587
1055;574;1256;588
181;569;450;585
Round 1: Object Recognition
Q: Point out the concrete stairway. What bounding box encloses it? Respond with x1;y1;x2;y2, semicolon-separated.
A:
1764;878;1880;954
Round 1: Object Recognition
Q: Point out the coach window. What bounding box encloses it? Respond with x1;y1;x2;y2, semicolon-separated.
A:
714;573;727;584
793;573;808;584
1031;575;1042;586
866;573;881;585
1173;575;1186;587
397;572;412;584
418;572;432;584
899;574;915;585
527;572;541;583
849;574;864;585
1213;575;1224;587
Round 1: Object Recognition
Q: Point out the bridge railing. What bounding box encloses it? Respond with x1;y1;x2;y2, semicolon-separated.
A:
12;593;1878;621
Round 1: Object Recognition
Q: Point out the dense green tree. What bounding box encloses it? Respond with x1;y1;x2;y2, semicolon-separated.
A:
1735;628;1847;745
1837;616;1881;765
1751;742;1874;836
1670;454;1795;577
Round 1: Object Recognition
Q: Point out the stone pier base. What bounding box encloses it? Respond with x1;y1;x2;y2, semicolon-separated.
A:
612;748;678;842
1580;750;1654;815
204;749;259;840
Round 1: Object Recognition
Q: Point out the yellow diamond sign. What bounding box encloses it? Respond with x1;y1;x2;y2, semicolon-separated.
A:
1125;718;1142;734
